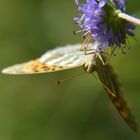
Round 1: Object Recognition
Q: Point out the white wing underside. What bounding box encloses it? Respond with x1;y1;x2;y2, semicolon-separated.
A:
39;44;84;67
2;44;92;74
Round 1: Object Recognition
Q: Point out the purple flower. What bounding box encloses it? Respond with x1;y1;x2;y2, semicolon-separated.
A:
110;0;127;11
74;0;135;51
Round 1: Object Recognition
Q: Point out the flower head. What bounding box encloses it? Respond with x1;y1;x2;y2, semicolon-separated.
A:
74;0;135;51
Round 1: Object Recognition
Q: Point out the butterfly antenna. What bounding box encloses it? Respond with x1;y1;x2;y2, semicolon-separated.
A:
92;73;116;98
56;72;86;85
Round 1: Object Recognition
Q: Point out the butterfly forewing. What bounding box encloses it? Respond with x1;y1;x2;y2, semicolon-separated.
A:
95;56;138;133
2;44;85;74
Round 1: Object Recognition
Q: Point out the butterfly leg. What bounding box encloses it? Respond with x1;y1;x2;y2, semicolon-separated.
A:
80;32;92;53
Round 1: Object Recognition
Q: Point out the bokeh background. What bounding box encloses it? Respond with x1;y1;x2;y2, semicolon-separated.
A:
0;0;140;140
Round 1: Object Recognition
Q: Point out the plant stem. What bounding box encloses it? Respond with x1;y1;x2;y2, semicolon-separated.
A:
118;12;140;25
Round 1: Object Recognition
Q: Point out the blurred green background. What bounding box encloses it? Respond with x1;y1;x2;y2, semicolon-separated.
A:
0;0;140;140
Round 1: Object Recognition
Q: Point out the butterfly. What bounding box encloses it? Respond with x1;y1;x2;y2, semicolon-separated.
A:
2;43;138;132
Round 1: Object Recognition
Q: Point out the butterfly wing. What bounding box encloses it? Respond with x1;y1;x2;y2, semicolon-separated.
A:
2;44;85;74
95;56;138;133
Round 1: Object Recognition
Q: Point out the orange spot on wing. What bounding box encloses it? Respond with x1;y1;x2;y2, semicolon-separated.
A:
25;59;64;73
